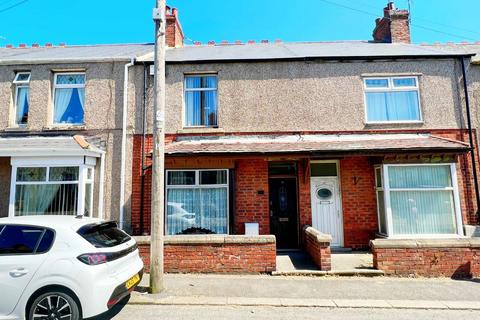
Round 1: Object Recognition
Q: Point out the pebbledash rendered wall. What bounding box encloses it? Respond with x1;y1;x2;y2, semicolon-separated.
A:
130;130;479;253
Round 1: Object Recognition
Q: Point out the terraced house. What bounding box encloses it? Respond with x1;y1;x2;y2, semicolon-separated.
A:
1;3;480;277
130;3;480;276
0;43;153;228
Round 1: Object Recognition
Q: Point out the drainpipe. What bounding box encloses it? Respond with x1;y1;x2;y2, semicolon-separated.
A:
98;151;106;219
460;57;480;223
139;63;149;235
119;58;135;230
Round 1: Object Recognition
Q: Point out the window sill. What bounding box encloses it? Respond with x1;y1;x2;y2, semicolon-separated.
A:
177;127;225;134
43;125;86;131
4;126;29;132
365;121;424;126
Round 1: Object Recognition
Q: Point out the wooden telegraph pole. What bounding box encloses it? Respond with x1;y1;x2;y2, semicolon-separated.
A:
150;0;166;293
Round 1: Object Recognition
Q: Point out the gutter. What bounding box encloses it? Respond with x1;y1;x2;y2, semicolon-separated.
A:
162;53;476;65
119;58;135;230
460;57;480;223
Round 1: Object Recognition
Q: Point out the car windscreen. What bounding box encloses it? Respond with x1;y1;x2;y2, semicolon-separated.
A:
77;221;131;248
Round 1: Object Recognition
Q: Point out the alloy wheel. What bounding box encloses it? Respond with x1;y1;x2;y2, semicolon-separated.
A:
32;295;72;320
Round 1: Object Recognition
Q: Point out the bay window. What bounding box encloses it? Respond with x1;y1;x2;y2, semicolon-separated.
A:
166;169;228;235
53;73;85;125
364;76;422;123
11;165;94;216
375;164;463;237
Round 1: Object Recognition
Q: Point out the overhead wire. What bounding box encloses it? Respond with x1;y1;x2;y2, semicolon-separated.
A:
317;0;479;41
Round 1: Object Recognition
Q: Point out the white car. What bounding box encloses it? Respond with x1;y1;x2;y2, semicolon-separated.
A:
0;216;144;320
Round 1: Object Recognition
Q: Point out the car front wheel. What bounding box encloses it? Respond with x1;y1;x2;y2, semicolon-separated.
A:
28;291;80;320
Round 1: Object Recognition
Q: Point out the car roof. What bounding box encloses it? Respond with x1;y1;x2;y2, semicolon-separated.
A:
0;215;106;230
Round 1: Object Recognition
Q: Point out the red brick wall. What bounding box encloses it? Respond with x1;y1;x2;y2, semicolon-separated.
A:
234;159;270;234
373;246;480;278
138;240;276;274
298;161;312;228
131;130;479;247
304;227;331;271
340;157;379;249
131;135;153;235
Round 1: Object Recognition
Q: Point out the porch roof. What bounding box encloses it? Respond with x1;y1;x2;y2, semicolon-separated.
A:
0;135;104;158
165;134;470;156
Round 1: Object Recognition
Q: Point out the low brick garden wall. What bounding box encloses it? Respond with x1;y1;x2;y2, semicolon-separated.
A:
371;238;480;278
135;234;276;274
303;226;332;271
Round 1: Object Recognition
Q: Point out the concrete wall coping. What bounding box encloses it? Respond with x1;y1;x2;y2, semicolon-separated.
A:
370;237;480;249
133;234;276;245
304;226;332;243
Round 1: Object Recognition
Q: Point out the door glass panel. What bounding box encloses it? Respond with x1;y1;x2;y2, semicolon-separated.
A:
311;163;337;177
317;188;332;200
268;162;297;176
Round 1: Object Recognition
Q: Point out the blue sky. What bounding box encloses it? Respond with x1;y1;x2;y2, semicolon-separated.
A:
0;0;479;46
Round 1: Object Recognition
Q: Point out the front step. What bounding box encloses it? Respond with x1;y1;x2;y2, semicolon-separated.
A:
272;269;385;277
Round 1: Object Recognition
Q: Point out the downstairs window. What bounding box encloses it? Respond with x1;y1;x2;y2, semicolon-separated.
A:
375;164;463;237
166;169;228;235
12;165;94;216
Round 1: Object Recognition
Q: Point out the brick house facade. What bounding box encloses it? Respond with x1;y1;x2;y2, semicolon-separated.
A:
128;3;480;275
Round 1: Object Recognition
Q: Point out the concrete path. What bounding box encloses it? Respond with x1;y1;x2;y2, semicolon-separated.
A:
273;251;383;276
131;274;480;310
105;304;480;320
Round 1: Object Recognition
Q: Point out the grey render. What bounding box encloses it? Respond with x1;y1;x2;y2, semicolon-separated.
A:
0;41;477;231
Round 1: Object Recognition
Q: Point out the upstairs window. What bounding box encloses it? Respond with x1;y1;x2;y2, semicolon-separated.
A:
53;73;85;125
184;75;218;127
364;76;421;123
13;72;30;126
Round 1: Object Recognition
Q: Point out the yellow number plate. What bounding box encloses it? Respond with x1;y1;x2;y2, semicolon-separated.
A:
125;273;140;290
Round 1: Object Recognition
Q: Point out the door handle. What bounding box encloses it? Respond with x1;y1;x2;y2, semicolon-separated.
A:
10;268;29;277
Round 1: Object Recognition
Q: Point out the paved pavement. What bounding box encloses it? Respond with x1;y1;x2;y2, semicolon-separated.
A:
96;304;480;320
136;273;480;302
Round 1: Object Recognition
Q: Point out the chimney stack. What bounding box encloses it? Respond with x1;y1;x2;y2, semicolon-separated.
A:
373;1;411;43
166;6;184;47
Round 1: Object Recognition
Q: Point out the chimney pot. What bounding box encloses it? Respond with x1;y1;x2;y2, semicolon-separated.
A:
221;40;228;45
19;43;26;48
247;40;255;44
207;41;215;46
6;44;13;48
58;42;66;47
194;41;202;46
235;40;242;45
32;43;39;48
45;43;53;47
261;39;269;44
275;39;282;43
172;8;178;16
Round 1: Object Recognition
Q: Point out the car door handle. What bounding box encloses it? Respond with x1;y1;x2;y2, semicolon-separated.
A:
10;268;29;277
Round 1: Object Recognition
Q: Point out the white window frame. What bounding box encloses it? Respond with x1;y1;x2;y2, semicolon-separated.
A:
8;158;95;217
52;72;86;125
374;166;388;235
363;76;423;124
165;169;229;234
12;72;31;127
183;74;218;128
377;163;463;239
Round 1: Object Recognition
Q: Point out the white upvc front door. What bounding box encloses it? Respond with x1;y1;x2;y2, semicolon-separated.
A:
311;176;343;247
